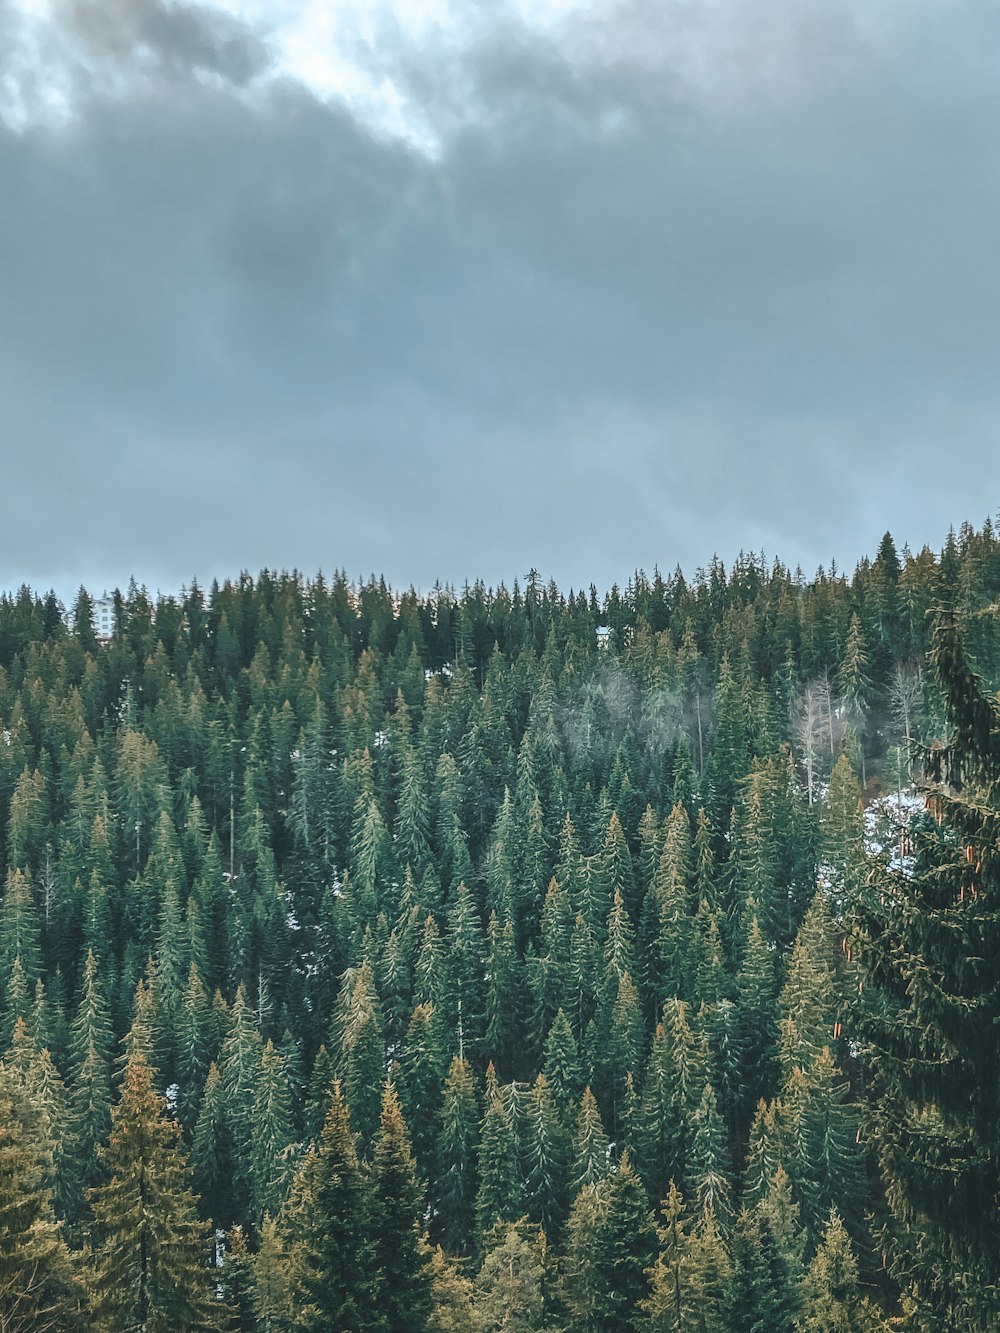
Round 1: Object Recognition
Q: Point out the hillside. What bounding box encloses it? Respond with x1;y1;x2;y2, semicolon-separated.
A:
2;522;1000;1329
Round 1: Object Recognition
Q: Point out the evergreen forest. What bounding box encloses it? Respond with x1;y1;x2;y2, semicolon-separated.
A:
3;521;1000;1330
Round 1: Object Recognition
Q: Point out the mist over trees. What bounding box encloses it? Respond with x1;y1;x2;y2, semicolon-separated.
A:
1;519;1000;1329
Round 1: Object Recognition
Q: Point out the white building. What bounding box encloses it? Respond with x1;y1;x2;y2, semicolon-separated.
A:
93;595;115;640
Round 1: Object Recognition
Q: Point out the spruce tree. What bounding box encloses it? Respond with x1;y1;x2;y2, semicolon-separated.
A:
571;1086;610;1193
796;1208;871;1333
435;1056;480;1255
250;1039;297;1223
368;1080;433;1331
87;1049;221;1331
280;1080;379;1330
476;1074;521;1237
855;608;1000;1327
0;1064;83;1331
475;1221;545;1333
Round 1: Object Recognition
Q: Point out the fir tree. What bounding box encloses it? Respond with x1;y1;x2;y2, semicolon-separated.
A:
796;1208;871;1333
280;1080;379;1330
476;1076;521;1237
0;1064;83;1331
475;1221;546;1333
435;1056;480;1255
87;1049;221;1331
368;1080;433;1331
250;1039;297;1223
855;608;1000;1326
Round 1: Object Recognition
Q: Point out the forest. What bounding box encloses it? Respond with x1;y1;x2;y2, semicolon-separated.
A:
2;521;1000;1331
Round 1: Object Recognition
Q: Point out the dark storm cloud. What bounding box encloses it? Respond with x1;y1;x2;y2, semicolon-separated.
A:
1;0;999;599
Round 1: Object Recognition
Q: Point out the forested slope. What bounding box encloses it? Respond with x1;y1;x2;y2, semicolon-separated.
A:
2;522;1000;1330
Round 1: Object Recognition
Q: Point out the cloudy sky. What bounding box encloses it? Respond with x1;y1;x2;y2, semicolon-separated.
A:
2;0;998;598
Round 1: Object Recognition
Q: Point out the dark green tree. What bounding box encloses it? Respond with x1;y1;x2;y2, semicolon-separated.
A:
280;1080;379;1330
855;608;1000;1328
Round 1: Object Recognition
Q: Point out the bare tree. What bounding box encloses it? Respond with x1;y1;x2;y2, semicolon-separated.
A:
793;679;826;805
889;660;924;779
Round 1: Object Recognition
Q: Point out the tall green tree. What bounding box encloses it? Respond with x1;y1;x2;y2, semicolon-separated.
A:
856;608;1000;1328
435;1056;480;1255
87;1049;221;1331
280;1080;379;1331
368;1081;433;1331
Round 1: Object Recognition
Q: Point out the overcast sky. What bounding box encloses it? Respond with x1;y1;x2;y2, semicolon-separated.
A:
2;0;998;600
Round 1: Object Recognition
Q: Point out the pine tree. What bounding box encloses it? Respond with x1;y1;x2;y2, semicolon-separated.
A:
398;1001;447;1180
368;1081;433;1330
0;956;30;1049
218;1223;257;1332
759;1165;807;1297
191;1061;231;1225
338;960;386;1149
686;1082;732;1229
729;1207;797;1333
250;1039;297;1223
735;916;779;1129
790;1048;865;1246
483;911;524;1078
435;1056;480;1255
819;753;865;905
475;1221;545;1333
682;1202;734;1332
0;868;41;988
563;1153;657;1332
446;881;486;1056
427;1245;481;1333
796;1208;871;1332
837;616;872;782
219;983;262;1224
87;1048;221;1331
561;1183;607;1332
15;1036;80;1223
571;1086;610;1193
476;1074;521;1237
635;1001;706;1205
641;1180;687;1331
176;961;215;1131
652;804;695;1004
522;1071;571;1241
250;1215;293;1332
855;608;1000;1326
0;1064;83;1331
280;1080;379;1330
543;1008;583;1120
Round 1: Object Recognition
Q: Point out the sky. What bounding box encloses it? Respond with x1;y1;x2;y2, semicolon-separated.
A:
2;0;999;600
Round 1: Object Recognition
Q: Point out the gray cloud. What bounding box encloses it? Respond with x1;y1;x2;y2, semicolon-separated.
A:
64;0;269;86
1;0;998;599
